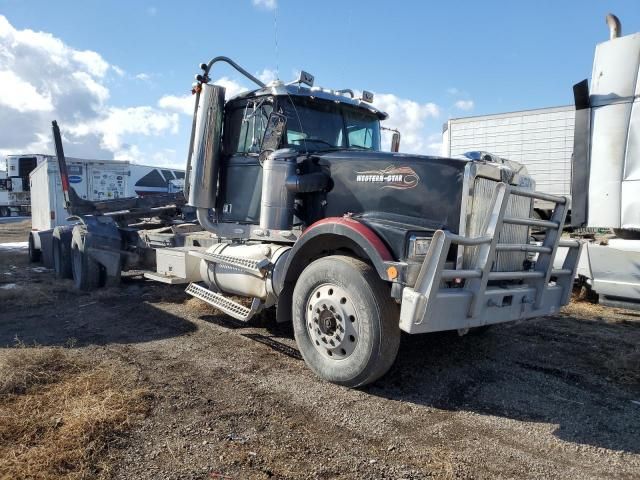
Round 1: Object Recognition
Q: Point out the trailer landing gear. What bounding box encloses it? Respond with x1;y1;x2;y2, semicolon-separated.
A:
292;255;400;388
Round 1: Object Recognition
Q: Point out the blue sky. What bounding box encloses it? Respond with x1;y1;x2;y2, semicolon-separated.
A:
0;0;638;168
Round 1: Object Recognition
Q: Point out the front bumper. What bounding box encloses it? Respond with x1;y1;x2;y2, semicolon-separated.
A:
399;182;582;334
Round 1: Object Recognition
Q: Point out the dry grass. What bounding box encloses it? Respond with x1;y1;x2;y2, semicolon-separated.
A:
184;296;220;316
0;347;151;479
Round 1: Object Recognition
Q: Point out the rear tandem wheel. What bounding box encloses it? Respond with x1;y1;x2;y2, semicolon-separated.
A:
71;237;105;291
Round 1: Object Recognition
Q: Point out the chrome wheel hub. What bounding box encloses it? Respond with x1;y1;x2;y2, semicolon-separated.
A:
306;283;359;360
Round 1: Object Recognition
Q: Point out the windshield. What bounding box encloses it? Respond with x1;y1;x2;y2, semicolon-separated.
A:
280;97;381;152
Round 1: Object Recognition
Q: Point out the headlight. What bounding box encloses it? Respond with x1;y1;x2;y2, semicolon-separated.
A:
407;235;432;260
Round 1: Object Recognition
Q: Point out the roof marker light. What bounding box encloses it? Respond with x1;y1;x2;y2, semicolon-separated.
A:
297;70;314;87
361;90;374;103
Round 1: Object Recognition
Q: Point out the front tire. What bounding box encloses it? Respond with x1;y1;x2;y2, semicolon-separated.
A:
292;255;400;387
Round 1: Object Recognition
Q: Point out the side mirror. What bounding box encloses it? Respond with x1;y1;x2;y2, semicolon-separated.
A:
391;131;401;152
260;112;287;155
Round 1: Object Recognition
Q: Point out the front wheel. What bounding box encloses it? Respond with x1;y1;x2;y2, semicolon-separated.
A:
292;255;400;388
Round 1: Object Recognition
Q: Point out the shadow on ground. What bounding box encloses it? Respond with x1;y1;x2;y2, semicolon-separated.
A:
367;317;640;453
0;283;197;348
202;307;640;454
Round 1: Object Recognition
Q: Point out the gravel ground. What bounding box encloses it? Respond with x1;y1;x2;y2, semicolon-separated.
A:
1;219;639;479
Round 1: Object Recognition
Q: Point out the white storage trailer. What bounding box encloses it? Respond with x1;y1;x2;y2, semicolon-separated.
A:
28;157;184;265
443;106;575;212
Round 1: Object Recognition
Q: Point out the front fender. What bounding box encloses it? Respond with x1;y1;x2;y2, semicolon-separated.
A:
274;217;395;323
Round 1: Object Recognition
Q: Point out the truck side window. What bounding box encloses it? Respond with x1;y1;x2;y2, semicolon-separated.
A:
240;100;273;153
226;99;273;154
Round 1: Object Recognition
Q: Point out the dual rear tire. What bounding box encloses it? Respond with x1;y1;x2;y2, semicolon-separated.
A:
71;236;105;291
292;255;400;388
53;229;73;280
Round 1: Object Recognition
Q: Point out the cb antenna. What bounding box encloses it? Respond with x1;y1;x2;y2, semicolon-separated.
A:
274;2;280;79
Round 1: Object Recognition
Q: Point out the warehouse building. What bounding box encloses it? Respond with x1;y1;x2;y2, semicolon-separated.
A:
442;105;575;199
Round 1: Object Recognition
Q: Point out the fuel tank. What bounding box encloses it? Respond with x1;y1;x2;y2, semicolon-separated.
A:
199;243;290;304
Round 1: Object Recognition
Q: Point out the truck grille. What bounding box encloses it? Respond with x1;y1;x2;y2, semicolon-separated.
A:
463;177;533;272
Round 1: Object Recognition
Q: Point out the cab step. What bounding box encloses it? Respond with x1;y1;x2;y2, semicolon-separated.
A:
185;282;262;321
188;251;270;276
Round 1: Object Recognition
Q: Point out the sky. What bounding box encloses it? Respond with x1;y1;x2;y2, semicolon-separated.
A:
0;0;638;169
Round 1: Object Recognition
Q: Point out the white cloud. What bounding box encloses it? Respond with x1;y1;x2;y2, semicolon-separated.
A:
69;106;178;154
252;0;277;10
257;68;278;84
213;77;248;99
158;94;194;115
72;49;109;77
424;133;444;156
112;65;125;77
0;15;177;162
135;72;151;81
454;100;474;111
446;87;460;95
0;70;54;112
149;149;179;168
373;93;440;154
158;77;247;115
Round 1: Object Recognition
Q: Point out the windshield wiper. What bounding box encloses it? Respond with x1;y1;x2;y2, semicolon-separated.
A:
347;145;372;150
291;137;337;148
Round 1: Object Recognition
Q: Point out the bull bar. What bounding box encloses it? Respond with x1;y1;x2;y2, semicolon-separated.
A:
399;182;582;334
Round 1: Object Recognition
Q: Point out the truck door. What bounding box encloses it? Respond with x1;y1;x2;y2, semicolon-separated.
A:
219;97;273;223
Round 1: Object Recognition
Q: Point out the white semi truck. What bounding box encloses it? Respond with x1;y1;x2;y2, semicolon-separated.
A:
0;155;46;217
567;14;640;307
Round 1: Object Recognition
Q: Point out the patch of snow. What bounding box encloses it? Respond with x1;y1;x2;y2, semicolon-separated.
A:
0;283;17;290
0;241;28;251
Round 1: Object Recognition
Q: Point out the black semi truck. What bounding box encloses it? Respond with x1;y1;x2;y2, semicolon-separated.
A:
45;57;581;387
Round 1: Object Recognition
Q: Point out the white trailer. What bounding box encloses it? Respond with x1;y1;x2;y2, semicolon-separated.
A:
442;106;575;211
28;156;184;265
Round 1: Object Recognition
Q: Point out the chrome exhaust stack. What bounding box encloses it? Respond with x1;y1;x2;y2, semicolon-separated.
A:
188;83;225;209
186;83;225;233
606;13;621;40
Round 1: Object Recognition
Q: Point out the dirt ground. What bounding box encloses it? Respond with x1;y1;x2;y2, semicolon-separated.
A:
1;218;639;479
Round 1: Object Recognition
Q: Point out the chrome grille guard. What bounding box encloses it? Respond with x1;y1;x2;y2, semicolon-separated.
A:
399;182;581;334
